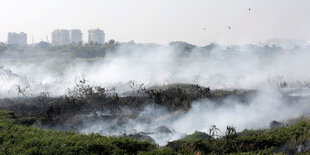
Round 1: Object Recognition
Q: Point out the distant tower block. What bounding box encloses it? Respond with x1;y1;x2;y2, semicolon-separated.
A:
88;28;105;44
7;32;27;45
70;29;83;44
51;29;70;45
51;29;83;45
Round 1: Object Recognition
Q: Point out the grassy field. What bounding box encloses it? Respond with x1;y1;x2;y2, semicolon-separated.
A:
0;111;167;155
1;110;310;154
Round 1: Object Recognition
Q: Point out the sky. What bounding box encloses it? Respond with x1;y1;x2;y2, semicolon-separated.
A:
0;0;309;45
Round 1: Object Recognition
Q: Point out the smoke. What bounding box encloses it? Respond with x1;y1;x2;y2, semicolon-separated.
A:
78;84;310;146
0;66;28;96
1;41;310;97
171;86;310;133
1;40;310;145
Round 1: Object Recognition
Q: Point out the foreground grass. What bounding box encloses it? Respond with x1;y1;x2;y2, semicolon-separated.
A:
0;111;172;154
168;117;310;154
1;110;310;154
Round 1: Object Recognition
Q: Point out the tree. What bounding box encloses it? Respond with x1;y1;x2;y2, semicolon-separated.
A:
0;43;8;52
108;39;115;45
37;41;51;49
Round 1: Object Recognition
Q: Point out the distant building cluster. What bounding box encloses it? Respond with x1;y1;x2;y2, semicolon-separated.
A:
51;28;105;46
51;29;83;46
70;29;83;44
7;32;27;46
88;29;105;45
51;29;70;46
5;28;105;46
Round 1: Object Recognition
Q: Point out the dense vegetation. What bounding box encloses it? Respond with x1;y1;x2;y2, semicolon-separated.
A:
0;40;288;60
0;110;160;154
1;82;307;154
0;83;217;130
167;117;310;154
1;109;310;154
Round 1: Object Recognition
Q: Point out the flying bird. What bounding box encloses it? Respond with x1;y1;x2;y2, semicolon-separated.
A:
228;26;231;30
249;8;251;11
203;28;206;31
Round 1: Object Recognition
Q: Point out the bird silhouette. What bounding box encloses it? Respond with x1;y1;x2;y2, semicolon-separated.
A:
249;8;251;11
228;26;231;30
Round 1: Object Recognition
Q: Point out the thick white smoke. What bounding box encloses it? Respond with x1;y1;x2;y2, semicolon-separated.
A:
1;42;310;97
78;84;310;146
1;41;310;145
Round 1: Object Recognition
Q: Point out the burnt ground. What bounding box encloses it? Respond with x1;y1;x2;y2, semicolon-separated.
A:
0;84;254;126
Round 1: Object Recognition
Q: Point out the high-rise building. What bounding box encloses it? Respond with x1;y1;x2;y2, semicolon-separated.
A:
7;32;27;45
88;28;105;44
52;29;70;46
70;29;82;44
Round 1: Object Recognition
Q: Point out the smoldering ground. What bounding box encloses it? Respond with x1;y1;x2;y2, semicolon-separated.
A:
1;41;310;145
78;84;310;146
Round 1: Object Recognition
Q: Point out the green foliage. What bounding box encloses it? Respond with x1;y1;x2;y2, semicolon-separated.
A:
0;111;155;154
130;82;213;111
109;39;116;45
182;131;212;142
1;110;310;154
168;117;310;154
138;147;176;155
0;43;8;52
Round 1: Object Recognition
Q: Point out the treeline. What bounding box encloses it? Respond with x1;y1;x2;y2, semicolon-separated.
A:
0;40;291;59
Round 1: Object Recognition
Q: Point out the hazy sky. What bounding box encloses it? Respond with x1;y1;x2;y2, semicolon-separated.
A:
0;0;309;45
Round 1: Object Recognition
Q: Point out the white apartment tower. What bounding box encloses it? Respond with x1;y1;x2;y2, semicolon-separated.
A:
52;29;70;46
88;28;105;44
70;29;82;44
7;32;27;45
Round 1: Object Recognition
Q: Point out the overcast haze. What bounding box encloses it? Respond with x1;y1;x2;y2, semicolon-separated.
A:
0;0;309;45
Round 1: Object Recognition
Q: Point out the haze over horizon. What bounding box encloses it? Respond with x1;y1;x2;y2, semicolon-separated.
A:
0;0;310;45
3;1;310;153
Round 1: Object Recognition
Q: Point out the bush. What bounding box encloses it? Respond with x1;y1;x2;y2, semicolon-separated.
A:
1;110;310;154
167;118;310;154
0;111;155;154
138;147;176;155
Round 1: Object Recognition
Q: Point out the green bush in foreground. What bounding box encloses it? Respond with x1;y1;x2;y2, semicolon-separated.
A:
168;117;310;154
1;110;310;154
0;111;155;154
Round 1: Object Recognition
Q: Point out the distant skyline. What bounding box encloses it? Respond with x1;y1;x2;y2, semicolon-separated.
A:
0;0;310;45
